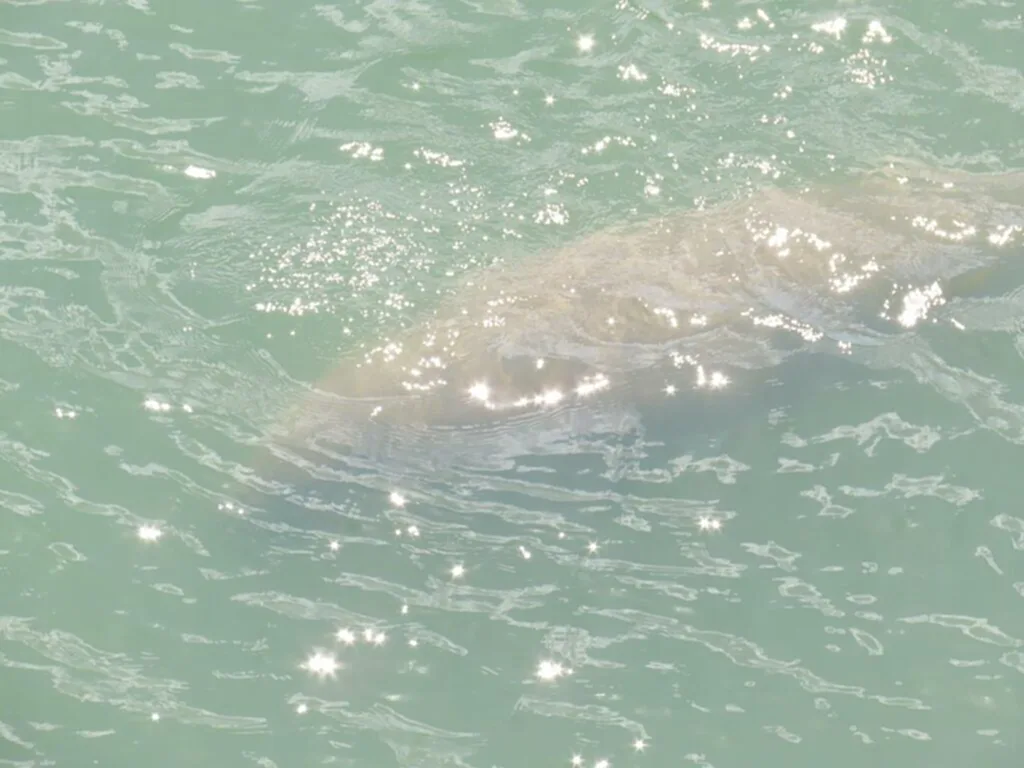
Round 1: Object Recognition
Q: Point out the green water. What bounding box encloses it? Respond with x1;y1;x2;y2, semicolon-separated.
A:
2;0;1024;766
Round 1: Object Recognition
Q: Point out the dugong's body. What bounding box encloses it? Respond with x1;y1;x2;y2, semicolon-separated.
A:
278;163;1023;469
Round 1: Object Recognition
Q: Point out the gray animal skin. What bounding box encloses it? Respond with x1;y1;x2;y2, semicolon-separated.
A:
275;162;1023;471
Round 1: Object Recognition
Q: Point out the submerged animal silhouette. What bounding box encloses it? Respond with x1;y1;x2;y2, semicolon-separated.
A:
276;162;1022;465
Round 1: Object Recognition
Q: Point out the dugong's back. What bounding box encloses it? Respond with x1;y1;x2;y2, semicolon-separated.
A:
278;162;1023;465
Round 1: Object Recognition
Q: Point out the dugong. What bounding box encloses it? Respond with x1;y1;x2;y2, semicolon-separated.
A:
275;162;1023;473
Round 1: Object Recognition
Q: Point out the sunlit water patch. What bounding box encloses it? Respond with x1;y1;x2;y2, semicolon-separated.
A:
2;0;1024;766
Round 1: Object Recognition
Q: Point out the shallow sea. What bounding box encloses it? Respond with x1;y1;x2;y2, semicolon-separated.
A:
2;1;1023;766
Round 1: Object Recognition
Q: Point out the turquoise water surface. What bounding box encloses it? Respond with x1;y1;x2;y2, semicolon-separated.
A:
2;0;1023;766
